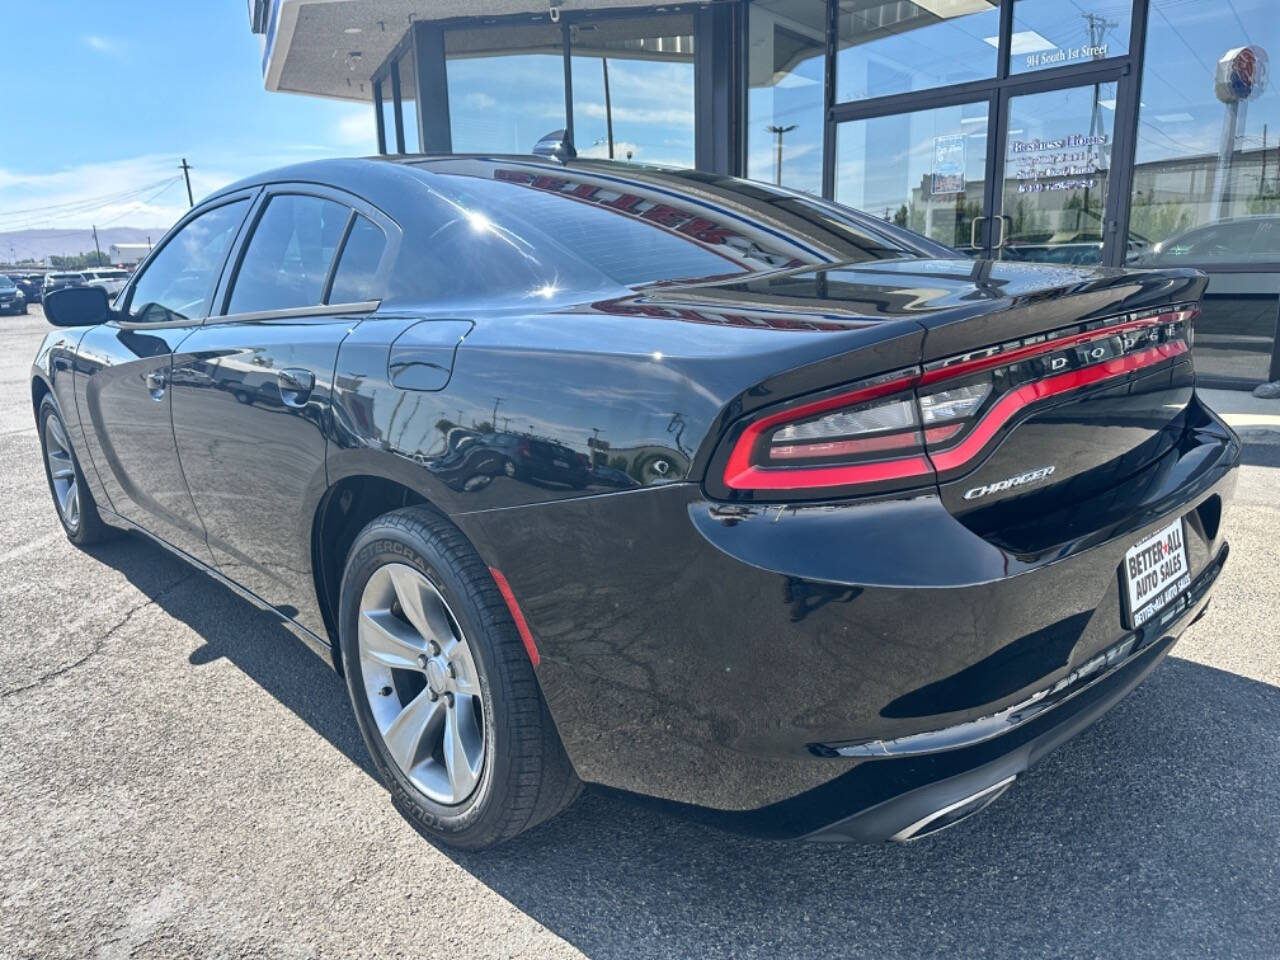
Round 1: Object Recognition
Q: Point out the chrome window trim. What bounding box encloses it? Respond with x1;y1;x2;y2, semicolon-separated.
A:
200;300;381;326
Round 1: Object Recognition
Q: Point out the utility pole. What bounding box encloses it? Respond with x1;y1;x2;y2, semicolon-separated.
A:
766;124;797;185
91;225;104;267
180;158;194;207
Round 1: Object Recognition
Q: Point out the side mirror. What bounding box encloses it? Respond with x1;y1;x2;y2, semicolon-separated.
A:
44;285;112;327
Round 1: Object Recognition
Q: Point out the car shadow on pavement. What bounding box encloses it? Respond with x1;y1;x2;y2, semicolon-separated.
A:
90;532;1280;960
85;532;376;780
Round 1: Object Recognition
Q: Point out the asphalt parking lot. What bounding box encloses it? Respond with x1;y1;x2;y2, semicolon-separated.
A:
2;305;1279;959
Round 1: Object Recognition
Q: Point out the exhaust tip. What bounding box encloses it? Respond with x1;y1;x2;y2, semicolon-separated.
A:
890;775;1016;843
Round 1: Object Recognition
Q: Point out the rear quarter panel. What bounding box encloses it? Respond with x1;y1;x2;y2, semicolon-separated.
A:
328;302;926;515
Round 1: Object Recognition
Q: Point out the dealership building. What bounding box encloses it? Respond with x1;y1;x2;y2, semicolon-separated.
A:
249;0;1280;389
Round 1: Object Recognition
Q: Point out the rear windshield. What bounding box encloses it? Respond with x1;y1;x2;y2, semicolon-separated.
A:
50;273;84;280
420;174;753;291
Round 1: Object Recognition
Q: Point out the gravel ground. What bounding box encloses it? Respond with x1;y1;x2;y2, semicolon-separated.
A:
2;306;1278;959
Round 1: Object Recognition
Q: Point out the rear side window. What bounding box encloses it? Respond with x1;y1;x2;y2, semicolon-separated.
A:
328;215;386;303
127;200;248;323
228;194;348;314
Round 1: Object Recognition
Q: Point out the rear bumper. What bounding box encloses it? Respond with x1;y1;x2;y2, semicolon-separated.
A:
804;545;1224;842
452;394;1240;837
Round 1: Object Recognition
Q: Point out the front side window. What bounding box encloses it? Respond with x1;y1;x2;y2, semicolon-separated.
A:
227;194;348;315
127;200;248;323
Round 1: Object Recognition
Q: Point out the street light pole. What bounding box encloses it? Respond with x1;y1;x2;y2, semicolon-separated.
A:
766;124;797;185
601;58;614;160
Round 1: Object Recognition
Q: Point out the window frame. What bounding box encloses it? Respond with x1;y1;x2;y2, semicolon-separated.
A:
115;189;259;330
208;182;400;325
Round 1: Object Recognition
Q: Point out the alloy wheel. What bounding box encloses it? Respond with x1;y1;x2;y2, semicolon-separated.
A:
44;415;80;533
357;563;486;805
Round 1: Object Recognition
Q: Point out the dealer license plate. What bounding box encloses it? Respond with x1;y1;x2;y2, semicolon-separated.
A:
1123;518;1191;628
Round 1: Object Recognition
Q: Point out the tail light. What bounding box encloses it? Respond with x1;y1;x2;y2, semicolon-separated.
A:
713;305;1196;500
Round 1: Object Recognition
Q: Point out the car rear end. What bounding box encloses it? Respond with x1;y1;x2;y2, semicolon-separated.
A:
0;276;23;314
684;263;1236;840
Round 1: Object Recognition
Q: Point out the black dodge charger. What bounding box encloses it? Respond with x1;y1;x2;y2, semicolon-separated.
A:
32;156;1238;849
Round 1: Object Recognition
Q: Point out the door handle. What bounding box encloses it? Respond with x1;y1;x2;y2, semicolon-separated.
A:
970;215;988;250
145;368;167;400
995;215;1011;249
277;367;315;408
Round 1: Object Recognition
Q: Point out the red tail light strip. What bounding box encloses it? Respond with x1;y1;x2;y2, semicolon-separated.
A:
722;372;917;489
919;309;1195;386
721;310;1192;493
727;452;933;491
769;422;963;462
928;339;1188;472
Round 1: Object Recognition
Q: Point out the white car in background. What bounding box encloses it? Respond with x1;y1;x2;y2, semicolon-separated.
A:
81;268;131;299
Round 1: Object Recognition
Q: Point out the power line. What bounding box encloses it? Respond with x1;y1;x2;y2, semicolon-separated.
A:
0;177;183;231
97;179;182;227
0;176;180;221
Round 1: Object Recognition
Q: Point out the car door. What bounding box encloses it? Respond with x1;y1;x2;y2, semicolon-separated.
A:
169;186;395;636
73;193;255;563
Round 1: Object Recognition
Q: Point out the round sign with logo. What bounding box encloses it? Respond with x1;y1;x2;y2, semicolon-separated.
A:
1216;45;1269;103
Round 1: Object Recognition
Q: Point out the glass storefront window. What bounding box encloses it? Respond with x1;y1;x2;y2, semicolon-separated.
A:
835;102;990;249
570;14;696;167
998;82;1117;265
1009;0;1130;74
835;0;1000;104
747;0;826;193
446;23;566;155
1129;0;1280;258
1127;0;1280;384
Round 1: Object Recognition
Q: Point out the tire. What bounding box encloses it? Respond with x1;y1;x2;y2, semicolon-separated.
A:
338;506;580;849
37;396;115;546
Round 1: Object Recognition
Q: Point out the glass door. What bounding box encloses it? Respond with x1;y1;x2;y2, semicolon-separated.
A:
990;78;1122;265
833;98;995;253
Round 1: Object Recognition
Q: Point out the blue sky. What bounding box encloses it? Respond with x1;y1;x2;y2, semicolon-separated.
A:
0;2;373;233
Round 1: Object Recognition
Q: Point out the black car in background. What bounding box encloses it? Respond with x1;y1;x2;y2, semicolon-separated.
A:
32;156;1237;850
41;272;86;298
0;274;26;314
11;274;43;302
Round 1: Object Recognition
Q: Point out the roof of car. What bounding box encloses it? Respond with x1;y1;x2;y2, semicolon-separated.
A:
203;154;953;265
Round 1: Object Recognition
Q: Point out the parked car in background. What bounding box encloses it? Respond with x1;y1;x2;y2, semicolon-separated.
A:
32;156;1238;851
14;274;44;303
1129;216;1280;386
81;267;131;299
1128;216;1280;267
0;274;26;314
42;272;86;297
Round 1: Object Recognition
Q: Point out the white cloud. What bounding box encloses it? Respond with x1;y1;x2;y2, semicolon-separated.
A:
82;35;124;57
0;151;301;234
579;140;640;160
572;101;695;128
464;92;497;111
332;107;377;148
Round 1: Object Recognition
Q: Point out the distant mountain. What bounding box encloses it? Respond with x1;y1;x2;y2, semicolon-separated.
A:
1;227;170;264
